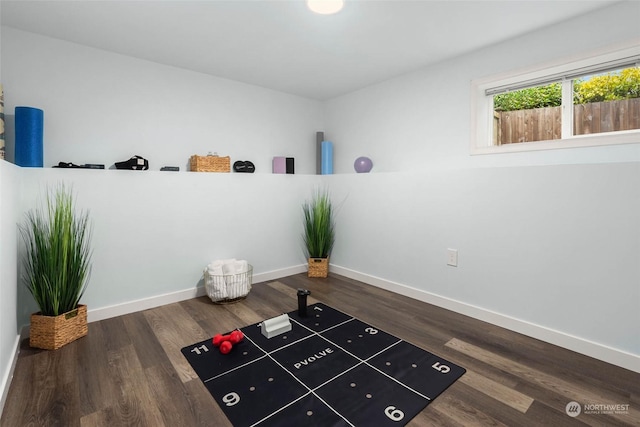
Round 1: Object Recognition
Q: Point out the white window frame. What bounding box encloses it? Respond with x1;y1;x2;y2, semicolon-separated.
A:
470;41;640;155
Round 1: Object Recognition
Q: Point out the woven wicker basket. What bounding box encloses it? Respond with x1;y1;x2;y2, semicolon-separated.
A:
190;155;231;172
308;258;329;278
29;304;88;350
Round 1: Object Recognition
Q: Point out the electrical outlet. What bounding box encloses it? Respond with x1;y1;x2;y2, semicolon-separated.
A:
447;249;458;267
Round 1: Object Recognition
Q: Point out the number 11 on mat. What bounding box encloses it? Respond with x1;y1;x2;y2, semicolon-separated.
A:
190;344;209;355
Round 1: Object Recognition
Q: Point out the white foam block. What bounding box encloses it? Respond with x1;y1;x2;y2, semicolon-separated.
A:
260;314;292;339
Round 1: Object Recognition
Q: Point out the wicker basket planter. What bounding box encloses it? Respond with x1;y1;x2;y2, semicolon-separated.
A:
308;258;329;278
190;155;231;172
29;305;88;350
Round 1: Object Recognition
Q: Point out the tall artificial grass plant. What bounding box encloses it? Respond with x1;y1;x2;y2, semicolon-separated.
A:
20;185;92;317
302;190;335;259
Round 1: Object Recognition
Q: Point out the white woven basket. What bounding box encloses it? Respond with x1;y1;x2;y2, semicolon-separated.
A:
204;264;253;304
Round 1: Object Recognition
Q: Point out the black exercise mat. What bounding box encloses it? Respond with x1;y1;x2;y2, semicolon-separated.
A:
182;303;465;426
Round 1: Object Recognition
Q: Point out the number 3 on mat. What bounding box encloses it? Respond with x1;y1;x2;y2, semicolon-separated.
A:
222;392;240;407
384;406;405;421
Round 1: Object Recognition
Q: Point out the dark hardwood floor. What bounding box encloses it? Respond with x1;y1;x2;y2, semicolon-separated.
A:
2;273;638;426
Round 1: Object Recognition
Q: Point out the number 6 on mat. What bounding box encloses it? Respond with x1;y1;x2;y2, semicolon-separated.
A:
384;406;405;421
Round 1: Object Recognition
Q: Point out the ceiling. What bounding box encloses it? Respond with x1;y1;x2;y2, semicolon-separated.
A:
0;1;619;100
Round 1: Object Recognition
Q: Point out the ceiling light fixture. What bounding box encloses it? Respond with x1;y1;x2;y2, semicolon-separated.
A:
307;0;344;15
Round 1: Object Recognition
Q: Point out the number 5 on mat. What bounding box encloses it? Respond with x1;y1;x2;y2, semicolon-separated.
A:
432;361;450;373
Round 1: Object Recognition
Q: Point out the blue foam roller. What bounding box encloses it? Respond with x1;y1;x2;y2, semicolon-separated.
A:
321;140;333;175
15;106;44;167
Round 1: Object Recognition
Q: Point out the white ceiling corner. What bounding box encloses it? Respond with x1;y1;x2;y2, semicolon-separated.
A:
0;0;621;100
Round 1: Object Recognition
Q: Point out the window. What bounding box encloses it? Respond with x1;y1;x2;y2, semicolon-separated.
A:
471;43;640;154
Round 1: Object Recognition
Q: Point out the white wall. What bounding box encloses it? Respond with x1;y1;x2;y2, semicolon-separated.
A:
327;164;640;357
325;1;640;173
18;168;319;310
0;161;19;412
0;25;326;411
323;1;640;368
0;25;327;318
1;27;323;173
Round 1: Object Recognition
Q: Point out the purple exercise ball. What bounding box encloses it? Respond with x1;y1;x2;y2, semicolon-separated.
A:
354;156;373;173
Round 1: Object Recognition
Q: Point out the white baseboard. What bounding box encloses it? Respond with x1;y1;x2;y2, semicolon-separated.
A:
3;262;636;417
2;265;308;415
330;264;640;373
87;264;307;323
88;287;207;323
77;261;640;373
0;333;23;417
253;264;307;284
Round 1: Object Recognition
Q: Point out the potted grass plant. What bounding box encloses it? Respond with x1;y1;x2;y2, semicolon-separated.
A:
20;184;92;350
302;190;335;278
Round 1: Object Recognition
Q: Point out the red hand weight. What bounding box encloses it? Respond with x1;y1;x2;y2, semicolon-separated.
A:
219;341;233;354
212;334;226;347
213;330;244;352
230;330;244;344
